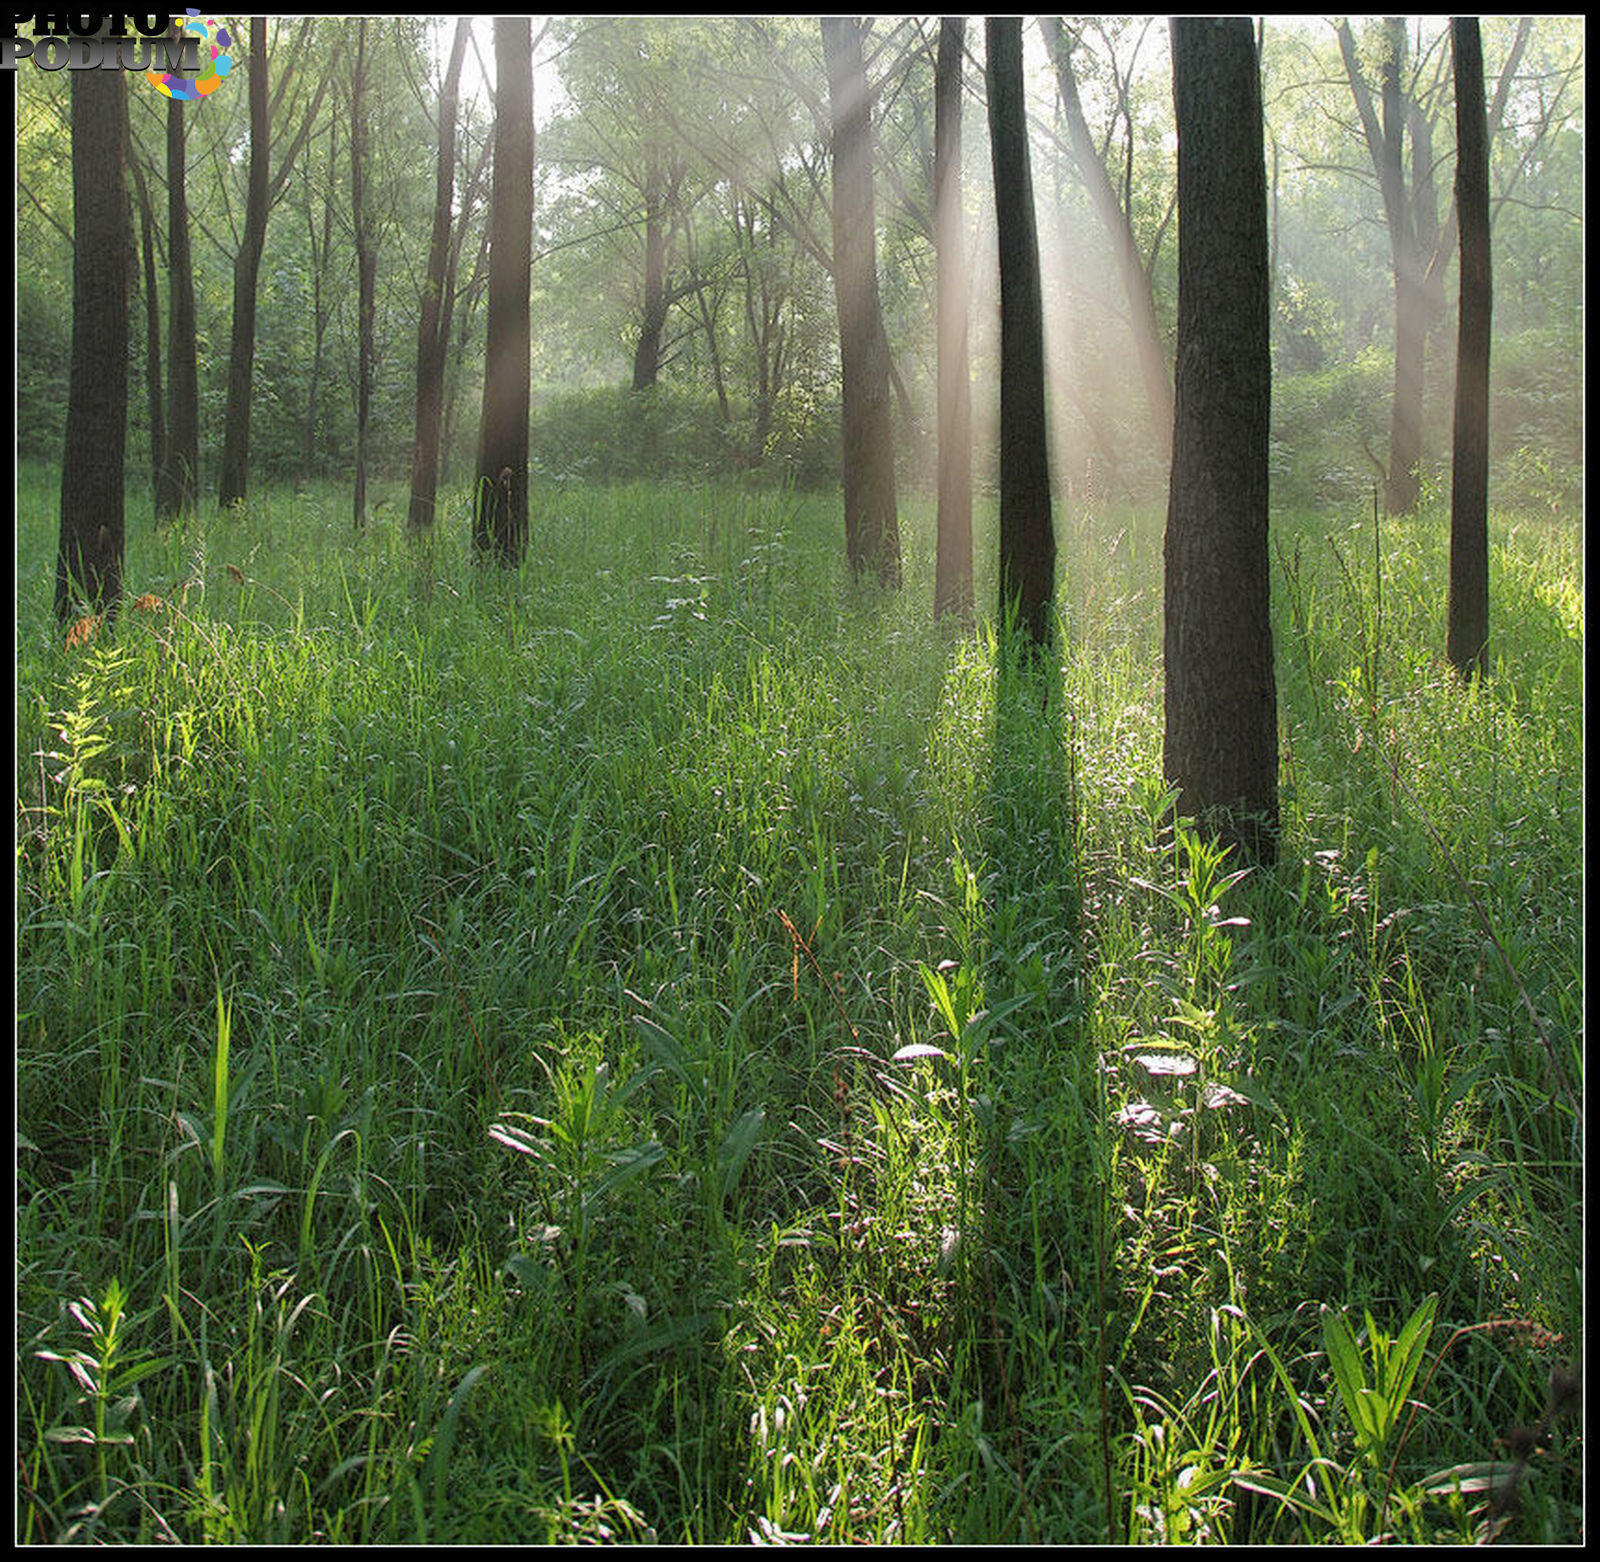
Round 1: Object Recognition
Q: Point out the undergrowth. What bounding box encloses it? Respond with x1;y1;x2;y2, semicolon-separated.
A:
15;466;1582;1542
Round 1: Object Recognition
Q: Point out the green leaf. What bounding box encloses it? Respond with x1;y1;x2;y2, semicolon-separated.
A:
717;1107;765;1198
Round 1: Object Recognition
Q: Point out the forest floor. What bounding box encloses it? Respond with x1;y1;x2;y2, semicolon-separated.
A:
16;466;1583;1543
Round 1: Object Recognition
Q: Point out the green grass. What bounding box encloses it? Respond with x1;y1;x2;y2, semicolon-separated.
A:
16;464;1582;1543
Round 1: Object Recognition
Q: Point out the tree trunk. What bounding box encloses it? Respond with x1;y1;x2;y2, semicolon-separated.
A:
56;54;129;625
217;18;270;509
129;153;166;510
933;16;973;622
1040;15;1173;462
409;16;469;533
1448;17;1491;683
1337;17;1441;518
632;157;670;392
987;17;1055;650
162;92;199;517
1164;17;1277;862
473;16;534;566
351;19;376;532
822;15;901;588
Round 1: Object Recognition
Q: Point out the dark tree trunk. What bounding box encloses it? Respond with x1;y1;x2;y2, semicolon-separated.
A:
933;16;973;621
1164;17;1277;863
56;57;129;625
1448;17;1491;683
162;92;199;517
409;16;469;533
473;16;534;566
1040;15;1173;462
218;17;270;510
822;15;901;588
351;19;377;532
986;16;1055;649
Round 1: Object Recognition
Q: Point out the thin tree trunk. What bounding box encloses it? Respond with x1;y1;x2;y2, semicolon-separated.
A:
1164;17;1277;862
129;153;166;511
56;53;129;625
218;18;270;509
822;15;901;588
1040;15;1173;461
162;92;199;517
987;16;1055;650
351;19;376;532
409;16;469;533
934;16;974;621
1448;17;1491;682
632;157;670;392
473;16;534;565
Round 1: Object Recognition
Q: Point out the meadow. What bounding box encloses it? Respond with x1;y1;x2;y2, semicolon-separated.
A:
15;463;1583;1543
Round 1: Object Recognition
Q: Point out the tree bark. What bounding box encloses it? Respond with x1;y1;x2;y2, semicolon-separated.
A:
473;16;534;566
1164;17;1277;862
986;16;1055;650
56;55;129;625
822;15;901;588
409;17;469;533
933;17;973;622
1448;17;1491;682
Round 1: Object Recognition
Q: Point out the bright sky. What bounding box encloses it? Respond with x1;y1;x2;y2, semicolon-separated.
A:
423;16;569;129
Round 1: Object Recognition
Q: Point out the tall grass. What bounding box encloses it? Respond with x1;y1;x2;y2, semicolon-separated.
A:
16;464;1582;1542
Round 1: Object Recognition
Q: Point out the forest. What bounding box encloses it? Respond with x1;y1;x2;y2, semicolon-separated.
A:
14;14;1583;1545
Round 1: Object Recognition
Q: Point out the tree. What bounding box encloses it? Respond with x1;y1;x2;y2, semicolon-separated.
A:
1334;17;1451;517
1447;18;1490;683
1164;18;1277;862
350;18;379;531
55;50;129;625
932;16;973;622
986;16;1055;649
473;16;534;566
127;149;165;508
1039;16;1173;462
822;16;901;588
217;19;336;509
161;89;199;517
408;17;470;533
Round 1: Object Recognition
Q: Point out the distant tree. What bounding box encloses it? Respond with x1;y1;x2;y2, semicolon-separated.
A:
161;90;199;517
216;19;271;510
473;16;534;566
1039;16;1173;462
1334;17;1449;517
55;55;129;625
350;19;378;531
1164;17;1277;862
127;150;165;508
933;16;973;622
986;16;1055;650
218;19;336;509
1447;17;1490;682
408;16;470;533
821;16;901;588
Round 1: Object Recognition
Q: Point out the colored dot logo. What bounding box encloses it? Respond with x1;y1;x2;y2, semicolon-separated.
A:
147;11;232;100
